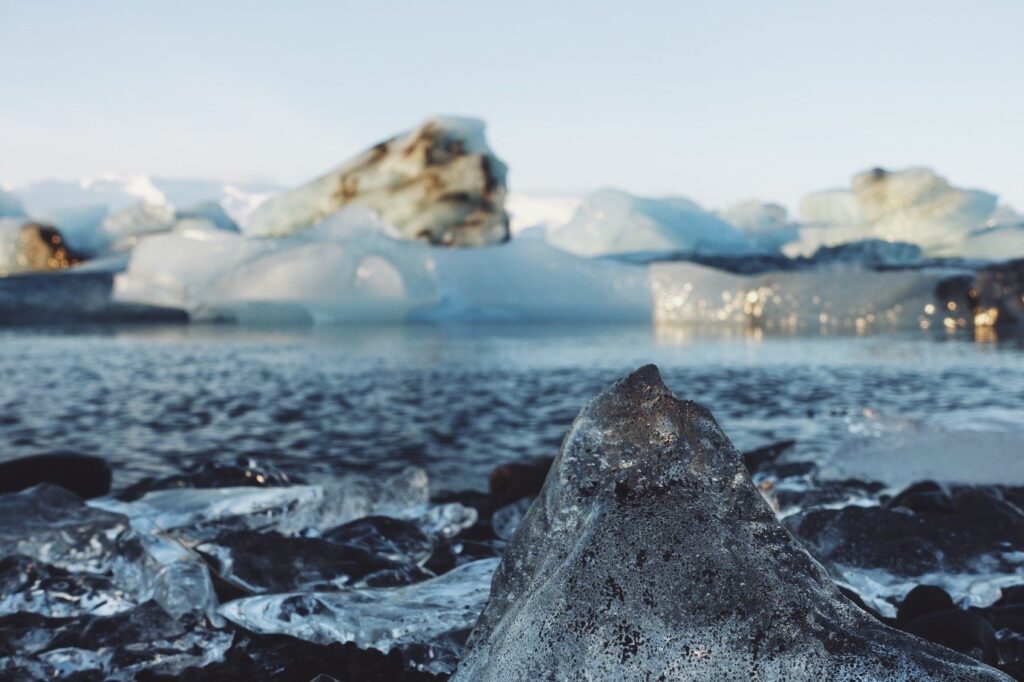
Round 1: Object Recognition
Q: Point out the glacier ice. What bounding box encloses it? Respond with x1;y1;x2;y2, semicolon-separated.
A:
114;207;654;323
546;188;755;258
246;116;510;246
219;557;499;674
0;188;24;218
790;167;1002;257
816;410;1024;487
716;199;799;253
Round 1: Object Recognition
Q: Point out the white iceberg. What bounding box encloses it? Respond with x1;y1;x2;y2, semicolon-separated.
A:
547;188;755;258
716;200;799;253
115;207;653;323
790;167;1002;257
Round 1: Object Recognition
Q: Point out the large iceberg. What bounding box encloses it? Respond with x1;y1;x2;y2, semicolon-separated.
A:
790;167;1003;257
246;116;510;246
546;188;755;258
114;207;653;323
6;175;273;257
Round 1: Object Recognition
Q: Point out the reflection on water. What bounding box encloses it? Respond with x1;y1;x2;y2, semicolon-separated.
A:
0;323;1022;492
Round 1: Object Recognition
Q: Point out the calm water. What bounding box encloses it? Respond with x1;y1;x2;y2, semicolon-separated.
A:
1;323;1022;493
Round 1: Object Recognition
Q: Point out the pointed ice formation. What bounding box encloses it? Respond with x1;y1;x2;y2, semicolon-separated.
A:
453;366;1011;681
247;116;510;246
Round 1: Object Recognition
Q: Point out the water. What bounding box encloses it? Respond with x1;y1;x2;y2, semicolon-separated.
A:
1;323;1022;493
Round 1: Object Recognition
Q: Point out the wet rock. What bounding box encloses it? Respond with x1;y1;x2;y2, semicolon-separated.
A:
786;485;1024;577
0;484;128;572
196;530;401;593
0;453;110;499
321;516;433;566
741;439;796;473
886;481;957;514
118;456;298;501
903;609;998;665
454;365;1009;680
487;457;552;510
898;585;956;627
248;116;510;246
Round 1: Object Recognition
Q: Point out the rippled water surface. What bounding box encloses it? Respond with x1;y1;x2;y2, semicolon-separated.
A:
1;324;1022;492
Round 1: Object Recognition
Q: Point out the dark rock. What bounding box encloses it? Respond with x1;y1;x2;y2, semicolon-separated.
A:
784;497;1024;577
195;530;401;593
0;270;188;326
453;365;1008;680
321;515;433;566
997;586;1024;607
741;439;796;473
898;585;956;627
903;609;998;665
0;453;111;499
886;481;956;514
487;457;552;509
937;259;1024;331
119;456;299;501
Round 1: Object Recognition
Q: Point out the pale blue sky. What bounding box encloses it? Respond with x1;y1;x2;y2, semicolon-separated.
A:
2;0;1022;212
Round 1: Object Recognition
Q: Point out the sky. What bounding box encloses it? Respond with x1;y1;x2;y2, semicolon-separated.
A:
1;0;1022;214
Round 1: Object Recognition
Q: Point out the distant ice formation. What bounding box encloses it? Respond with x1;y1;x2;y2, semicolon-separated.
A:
114;207;653;323
789;167;1006;257
546;188;755;258
246;117;510;246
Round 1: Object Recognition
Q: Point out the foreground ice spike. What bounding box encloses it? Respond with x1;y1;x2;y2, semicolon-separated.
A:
452;365;1011;681
247;116;509;246
219;557;500;674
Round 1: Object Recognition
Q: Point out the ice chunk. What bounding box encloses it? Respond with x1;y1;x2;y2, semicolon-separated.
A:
219;557;499;674
505;193;580;234
247;116;509;246
791;167;1001;257
491;498;532;541
89;485;326;536
0;484;129;573
111;533;220;621
651;259;961;330
0;188;24;218
115;209;653;323
817;410;1024;486
0;555;134;618
716;200;799;252
398;503;478;540
547;188;755;258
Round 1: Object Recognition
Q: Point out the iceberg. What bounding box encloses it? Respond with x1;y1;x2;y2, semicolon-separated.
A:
547;188;755;258
0;188;24;218
790;167;1002;257
114;207;653;323
716;199;799;253
246;116;510;246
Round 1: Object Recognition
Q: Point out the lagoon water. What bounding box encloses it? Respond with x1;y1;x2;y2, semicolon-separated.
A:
1;324;1022;493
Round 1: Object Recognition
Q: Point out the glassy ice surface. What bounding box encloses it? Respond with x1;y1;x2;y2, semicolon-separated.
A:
219;558;499;673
